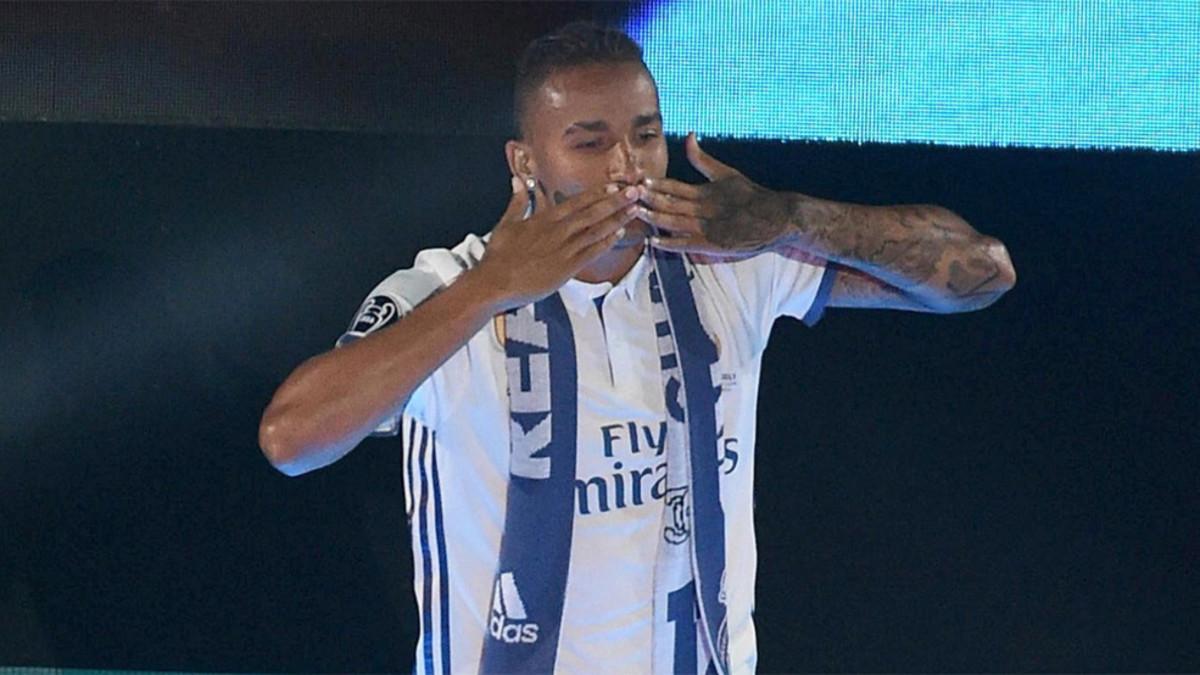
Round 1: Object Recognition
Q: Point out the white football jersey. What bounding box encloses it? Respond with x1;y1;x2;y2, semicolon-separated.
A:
337;233;835;674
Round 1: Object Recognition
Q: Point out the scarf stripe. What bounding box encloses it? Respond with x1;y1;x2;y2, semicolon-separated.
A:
481;296;578;673
653;252;728;673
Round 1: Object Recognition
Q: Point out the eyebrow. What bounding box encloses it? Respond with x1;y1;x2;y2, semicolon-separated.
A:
563;112;663;137
633;112;663;128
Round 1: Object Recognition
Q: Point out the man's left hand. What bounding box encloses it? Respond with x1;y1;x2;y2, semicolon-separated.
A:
637;132;795;260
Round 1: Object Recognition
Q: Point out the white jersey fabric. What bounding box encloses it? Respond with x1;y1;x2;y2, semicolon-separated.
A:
337;233;835;674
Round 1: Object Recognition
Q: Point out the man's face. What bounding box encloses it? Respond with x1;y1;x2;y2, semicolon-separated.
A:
516;61;667;219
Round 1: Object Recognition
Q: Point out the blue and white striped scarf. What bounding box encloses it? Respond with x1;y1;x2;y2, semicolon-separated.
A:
481;248;729;675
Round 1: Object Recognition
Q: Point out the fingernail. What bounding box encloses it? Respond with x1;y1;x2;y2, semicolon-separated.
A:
616;226;627;239
650;236;661;247
624;186;638;199
606;183;619;194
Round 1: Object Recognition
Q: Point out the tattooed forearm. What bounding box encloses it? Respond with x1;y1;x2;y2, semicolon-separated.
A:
794;200;944;279
636;136;1013;312
786;194;1015;310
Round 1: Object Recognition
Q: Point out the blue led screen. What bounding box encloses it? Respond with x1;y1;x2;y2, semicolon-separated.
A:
625;0;1199;151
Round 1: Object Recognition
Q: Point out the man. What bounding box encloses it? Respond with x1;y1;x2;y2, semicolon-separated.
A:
259;22;1014;675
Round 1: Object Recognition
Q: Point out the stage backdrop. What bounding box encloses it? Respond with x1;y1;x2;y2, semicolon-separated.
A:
1;2;1197;673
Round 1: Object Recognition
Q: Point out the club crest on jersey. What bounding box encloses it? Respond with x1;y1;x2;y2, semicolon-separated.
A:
349;295;399;335
663;486;690;544
488;571;540;644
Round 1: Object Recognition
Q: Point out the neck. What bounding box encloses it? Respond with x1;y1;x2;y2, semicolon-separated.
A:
574;239;646;284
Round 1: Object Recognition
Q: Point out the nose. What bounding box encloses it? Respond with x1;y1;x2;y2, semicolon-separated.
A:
607;140;645;187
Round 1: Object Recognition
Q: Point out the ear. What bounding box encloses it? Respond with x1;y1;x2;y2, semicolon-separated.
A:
505;139;537;183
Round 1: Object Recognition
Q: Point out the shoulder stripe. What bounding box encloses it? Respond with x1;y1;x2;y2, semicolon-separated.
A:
802;263;839;327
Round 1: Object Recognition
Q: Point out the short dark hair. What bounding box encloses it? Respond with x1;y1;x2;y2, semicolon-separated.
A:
513;21;647;139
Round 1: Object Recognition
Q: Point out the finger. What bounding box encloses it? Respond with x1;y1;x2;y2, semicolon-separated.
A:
572;217;632;266
559;184;640;233
685;131;738;182
639;186;704;217
538;182;619;225
499;175;531;225
524;180;607;221
643;176;703;200
532;178;553;216
516;177;554;218
637;207;704;236
571;202;639;250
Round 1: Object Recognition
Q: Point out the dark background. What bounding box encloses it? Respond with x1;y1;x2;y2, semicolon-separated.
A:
2;2;1197;673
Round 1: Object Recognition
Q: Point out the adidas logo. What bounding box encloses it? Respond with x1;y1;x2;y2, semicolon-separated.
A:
488;571;540;644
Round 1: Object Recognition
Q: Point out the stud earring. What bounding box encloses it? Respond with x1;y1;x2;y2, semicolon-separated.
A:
524;177;536;191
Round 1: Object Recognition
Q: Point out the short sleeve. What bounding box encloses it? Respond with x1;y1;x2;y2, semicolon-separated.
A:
688;247;837;363
769;247;839;327
334;234;488;434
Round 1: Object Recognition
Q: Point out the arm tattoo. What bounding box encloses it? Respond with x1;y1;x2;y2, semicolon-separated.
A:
791;196;1012;306
656;167;1012;310
699;180;793;252
805;203;946;284
948;256;1001;297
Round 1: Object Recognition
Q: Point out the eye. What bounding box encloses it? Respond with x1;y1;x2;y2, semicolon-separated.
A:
639;130;661;141
577;140;601;149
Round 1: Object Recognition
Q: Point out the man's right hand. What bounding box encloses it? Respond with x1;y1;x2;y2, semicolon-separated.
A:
260;179;639;476
474;178;642;311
